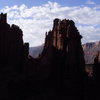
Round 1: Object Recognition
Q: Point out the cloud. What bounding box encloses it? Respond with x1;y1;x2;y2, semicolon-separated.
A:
78;25;100;43
86;0;96;5
0;1;100;46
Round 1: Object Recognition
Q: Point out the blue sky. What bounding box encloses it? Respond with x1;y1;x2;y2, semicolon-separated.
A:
0;0;100;7
0;0;100;47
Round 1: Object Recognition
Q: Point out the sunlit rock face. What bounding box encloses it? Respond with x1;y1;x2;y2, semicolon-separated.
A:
83;41;100;64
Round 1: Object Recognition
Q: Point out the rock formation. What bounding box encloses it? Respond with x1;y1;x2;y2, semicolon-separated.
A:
39;18;85;99
0;13;29;73
0;13;85;100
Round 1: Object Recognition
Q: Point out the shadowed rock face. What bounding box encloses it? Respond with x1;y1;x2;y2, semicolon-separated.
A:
38;18;85;99
0;13;29;73
41;18;85;72
93;51;100;77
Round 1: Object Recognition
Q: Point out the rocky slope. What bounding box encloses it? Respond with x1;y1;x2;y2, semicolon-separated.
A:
29;44;44;58
83;41;100;64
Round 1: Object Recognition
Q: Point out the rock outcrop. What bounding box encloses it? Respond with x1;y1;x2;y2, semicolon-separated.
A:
39;18;85;99
0;13;29;73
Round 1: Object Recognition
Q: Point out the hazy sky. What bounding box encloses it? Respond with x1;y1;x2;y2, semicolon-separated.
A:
0;0;100;47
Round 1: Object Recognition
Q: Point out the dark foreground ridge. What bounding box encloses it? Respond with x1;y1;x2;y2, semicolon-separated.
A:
0;13;99;100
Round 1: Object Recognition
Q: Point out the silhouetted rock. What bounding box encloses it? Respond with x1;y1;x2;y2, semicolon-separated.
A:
0;13;30;99
0;13;29;73
38;18;85;99
0;13;86;100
